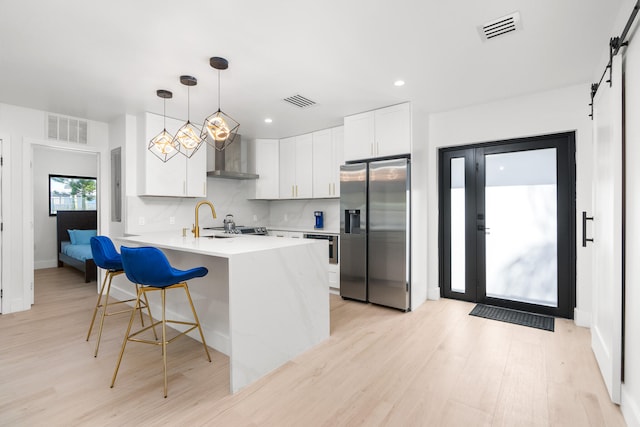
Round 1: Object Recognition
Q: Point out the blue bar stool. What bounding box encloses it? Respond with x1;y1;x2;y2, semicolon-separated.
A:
111;246;211;398
87;236;156;357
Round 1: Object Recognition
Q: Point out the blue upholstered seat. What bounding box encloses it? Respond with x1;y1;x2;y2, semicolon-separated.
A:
120;246;208;288
87;236;154;358
90;236;123;271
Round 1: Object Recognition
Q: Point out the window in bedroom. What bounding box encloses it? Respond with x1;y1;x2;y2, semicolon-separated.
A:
49;174;97;216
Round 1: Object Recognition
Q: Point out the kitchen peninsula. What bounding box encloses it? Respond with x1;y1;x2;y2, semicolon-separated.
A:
115;231;329;393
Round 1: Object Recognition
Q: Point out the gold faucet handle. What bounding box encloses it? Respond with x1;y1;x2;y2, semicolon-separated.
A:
191;224;197;235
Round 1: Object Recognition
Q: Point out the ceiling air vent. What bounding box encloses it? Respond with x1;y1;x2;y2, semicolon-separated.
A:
478;11;522;42
283;94;316;109
47;113;88;144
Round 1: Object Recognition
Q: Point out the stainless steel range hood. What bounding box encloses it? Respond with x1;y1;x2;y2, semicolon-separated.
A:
206;135;259;180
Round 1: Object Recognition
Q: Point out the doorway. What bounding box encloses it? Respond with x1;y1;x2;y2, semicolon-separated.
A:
439;132;576;318
22;140;101;307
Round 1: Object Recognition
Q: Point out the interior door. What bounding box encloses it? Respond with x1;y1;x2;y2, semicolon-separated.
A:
590;55;623;404
440;133;576;318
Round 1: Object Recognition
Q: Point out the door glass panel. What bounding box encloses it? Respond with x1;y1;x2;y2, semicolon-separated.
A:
484;148;558;307
450;157;465;293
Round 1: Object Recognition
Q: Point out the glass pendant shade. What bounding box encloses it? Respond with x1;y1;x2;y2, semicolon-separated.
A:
148;89;179;162
149;128;179;162
174;120;203;158
174;75;204;159
203;56;240;152
203;109;240;151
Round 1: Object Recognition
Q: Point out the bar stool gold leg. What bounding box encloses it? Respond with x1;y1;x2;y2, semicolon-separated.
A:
93;271;116;357
86;270;110;342
138;284;158;341
111;288;142;389
183;283;212;362
161;288;168;398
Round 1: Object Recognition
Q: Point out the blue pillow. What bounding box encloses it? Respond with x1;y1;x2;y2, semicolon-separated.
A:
69;229;96;245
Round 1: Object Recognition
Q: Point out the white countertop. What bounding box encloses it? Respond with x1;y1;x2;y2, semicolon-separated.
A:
118;231;322;259
267;226;339;235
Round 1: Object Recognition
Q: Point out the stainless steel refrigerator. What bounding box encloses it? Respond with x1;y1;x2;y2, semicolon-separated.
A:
340;157;411;311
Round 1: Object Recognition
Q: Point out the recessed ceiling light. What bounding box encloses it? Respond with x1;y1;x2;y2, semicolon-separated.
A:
394;80;405;87
264;118;273;124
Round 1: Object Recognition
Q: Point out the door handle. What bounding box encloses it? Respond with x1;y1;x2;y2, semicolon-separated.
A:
582;211;594;247
477;225;490;235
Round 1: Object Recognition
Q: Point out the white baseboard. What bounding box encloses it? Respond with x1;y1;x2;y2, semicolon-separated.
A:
622;385;640;427
427;286;441;300
34;259;58;270
573;307;591;328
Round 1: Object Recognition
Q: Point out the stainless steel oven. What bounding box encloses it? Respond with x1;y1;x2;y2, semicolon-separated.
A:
303;233;338;264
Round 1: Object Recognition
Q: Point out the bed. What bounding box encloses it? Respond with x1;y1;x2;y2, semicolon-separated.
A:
56;210;97;283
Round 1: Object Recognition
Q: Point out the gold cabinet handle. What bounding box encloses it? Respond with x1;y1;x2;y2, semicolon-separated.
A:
295;185;298;197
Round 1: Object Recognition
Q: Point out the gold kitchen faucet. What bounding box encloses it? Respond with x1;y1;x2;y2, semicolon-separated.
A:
192;200;217;237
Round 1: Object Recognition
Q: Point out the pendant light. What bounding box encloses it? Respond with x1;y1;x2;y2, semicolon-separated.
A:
202;57;240;152
173;75;203;158
148;89;180;162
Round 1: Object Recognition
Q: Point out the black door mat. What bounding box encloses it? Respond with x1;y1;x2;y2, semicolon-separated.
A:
469;304;554;332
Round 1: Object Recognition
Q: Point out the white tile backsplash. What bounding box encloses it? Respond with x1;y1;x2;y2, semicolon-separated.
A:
125;178;269;234
268;199;339;232
125;176;338;235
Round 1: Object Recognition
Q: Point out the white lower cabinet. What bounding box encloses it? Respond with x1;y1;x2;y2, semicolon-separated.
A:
328;263;340;291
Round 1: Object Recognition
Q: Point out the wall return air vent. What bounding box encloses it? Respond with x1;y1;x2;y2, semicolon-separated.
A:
47;114;88;144
283;94;316;109
478;11;522;42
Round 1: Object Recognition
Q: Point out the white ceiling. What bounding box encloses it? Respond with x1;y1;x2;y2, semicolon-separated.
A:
0;0;626;140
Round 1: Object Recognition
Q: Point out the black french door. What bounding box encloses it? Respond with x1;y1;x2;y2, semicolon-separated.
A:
439;132;576;318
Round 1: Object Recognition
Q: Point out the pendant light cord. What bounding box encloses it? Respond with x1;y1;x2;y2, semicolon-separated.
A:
218;69;221;112
187;86;191;121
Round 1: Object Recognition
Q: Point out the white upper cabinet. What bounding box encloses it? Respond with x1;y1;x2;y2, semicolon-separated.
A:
253;139;280;199
343;102;411;161
313;126;343;198
375;103;411;158
279;133;313;199
332;127;344;197
137;112;207;197
344;111;374;161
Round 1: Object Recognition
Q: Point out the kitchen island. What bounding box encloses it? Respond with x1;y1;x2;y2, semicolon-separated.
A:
114;231;329;393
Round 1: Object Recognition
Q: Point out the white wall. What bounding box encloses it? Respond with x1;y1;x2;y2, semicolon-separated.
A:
0;102;109;313
33;147;98;269
427;84;594;324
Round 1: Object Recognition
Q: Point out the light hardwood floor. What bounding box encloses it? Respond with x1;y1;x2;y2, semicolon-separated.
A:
0;267;626;426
